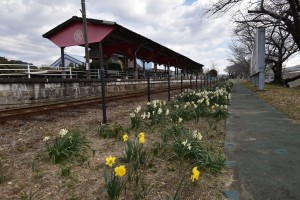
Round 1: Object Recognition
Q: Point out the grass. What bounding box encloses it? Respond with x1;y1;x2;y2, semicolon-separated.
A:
241;80;300;123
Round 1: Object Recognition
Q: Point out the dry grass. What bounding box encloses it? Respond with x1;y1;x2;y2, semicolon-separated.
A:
241;80;300;123
0;94;232;200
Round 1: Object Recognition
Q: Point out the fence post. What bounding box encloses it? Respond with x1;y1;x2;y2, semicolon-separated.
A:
168;73;170;101
181;74;183;94
190;75;192;89
69;68;72;79
196;75;198;90
200;74;202;89
27;64;31;78
147;73;151;102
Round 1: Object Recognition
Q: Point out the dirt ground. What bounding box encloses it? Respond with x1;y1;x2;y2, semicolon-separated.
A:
0;94;232;200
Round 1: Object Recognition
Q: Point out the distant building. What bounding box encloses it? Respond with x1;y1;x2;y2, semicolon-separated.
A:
265;65;300;87
283;65;300;87
265;66;274;83
51;54;85;68
283;65;300;73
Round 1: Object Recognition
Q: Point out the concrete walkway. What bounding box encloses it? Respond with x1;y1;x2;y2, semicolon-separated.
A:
224;81;300;200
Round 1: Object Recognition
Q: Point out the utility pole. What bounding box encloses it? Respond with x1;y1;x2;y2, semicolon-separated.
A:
81;0;90;79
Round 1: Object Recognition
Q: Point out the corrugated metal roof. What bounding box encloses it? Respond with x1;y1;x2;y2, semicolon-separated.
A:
43;16;203;70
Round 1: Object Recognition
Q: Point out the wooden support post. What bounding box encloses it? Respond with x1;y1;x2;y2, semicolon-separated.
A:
99;42;107;124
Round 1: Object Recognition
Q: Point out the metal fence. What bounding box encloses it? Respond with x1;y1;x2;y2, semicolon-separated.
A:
0;64;225;85
0;64;179;79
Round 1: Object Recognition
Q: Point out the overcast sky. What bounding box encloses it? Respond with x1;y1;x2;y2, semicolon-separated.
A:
0;0;244;73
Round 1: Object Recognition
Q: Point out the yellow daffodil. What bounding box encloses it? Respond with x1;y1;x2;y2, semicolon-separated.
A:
139;132;145;138
122;134;128;142
138;132;145;143
105;155;116;167
191;167;200;182
115;165;126;177
139;136;145;144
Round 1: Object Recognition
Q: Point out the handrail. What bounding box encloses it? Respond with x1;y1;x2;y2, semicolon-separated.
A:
0;64;211;80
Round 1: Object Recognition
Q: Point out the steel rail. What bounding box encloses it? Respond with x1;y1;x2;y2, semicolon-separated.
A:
0;85;188;122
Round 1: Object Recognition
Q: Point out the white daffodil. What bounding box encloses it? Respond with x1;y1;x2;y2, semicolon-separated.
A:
43;136;50;142
157;108;162;115
206;99;210;106
59;128;68;137
182;139;188;146
187;143;192;150
146;112;151;118
141;112;146;119
178;117;183;123
135;106;141;113
165;109;169;116
193;130;202;141
130;113;135;118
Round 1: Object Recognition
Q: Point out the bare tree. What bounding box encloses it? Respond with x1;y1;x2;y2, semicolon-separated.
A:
209;1;300;85
206;0;300;50
233;12;299;85
227;40;251;78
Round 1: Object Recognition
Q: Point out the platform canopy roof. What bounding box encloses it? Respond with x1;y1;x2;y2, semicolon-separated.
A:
43;16;203;70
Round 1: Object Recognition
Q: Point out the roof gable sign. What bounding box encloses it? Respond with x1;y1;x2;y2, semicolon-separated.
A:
44;20;115;48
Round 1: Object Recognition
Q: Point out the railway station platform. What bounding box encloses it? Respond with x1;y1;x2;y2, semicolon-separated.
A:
224;81;300;200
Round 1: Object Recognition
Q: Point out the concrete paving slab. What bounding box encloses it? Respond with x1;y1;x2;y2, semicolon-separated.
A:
225;81;300;200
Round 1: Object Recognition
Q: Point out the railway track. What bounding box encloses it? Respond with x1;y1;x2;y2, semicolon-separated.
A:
0;85;187;122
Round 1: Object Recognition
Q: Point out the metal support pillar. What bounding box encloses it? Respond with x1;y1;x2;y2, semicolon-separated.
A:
133;57;137;79
125;56;129;78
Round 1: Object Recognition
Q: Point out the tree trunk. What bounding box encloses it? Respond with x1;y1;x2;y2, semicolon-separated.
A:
271;63;284;85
